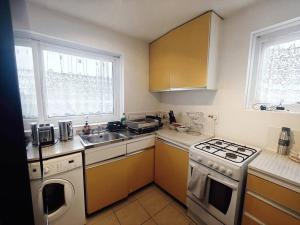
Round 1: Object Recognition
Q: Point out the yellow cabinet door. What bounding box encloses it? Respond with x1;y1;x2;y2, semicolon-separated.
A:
149;11;212;91
85;157;129;214
170;12;210;88
149;36;172;91
128;148;154;193
244;193;300;225
154;139;189;204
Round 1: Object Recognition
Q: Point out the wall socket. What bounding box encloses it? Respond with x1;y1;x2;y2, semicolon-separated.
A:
207;113;218;121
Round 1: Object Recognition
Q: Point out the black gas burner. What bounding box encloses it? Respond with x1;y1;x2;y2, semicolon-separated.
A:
205;146;211;149
237;147;245;152
215;141;223;145
226;152;237;159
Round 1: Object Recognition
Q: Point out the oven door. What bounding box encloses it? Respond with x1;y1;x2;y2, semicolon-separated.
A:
187;160;239;225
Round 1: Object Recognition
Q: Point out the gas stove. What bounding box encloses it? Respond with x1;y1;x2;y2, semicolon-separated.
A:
194;138;258;164
189;138;261;181
187;138;261;225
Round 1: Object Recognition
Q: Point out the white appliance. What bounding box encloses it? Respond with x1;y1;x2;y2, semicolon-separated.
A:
187;138;261;225
29;153;86;225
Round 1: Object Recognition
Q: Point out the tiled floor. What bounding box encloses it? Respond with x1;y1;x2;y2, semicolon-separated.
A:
87;184;196;225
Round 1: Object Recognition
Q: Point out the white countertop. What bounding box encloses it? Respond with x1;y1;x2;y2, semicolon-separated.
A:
27;132;155;162
27;135;84;162
156;128;212;149
248;150;300;190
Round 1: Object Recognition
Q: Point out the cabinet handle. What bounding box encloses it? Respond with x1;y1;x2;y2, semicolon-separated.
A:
86;155;126;169
156;138;187;151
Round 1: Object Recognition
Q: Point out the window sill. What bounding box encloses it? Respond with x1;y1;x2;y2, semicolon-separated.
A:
245;108;300;115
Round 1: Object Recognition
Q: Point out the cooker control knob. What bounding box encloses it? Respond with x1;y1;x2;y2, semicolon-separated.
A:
208;161;213;167
225;169;232;176
219;166;226;173
196;156;202;162
213;163;219;170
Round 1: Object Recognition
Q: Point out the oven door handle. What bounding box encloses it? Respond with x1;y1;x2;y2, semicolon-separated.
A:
208;174;238;190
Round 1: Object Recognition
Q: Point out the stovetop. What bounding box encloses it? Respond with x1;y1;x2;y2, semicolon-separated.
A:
193;138;258;163
190;138;261;180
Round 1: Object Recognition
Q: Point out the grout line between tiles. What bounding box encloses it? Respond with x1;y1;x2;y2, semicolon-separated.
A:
135;197;153;220
112;209;122;225
141;218;158;225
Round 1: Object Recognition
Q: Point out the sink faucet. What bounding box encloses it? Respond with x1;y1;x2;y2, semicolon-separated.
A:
91;125;103;134
97;125;103;133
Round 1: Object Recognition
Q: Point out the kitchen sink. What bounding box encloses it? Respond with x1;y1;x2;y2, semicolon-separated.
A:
80;131;127;148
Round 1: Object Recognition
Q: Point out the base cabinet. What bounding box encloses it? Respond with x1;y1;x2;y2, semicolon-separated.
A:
242;173;300;225
86;157;129;214
154;138;189;204
128;148;154;193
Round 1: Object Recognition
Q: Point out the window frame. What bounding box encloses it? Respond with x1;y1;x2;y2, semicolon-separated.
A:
245;17;300;113
14;30;123;127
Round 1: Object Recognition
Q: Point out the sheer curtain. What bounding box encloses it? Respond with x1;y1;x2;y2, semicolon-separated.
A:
43;49;114;118
255;39;300;105
15;45;38;119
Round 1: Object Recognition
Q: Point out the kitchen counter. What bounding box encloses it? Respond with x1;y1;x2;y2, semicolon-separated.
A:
248;150;300;191
156;128;212;150
27;135;84;162
27;131;155;162
27;128;210;161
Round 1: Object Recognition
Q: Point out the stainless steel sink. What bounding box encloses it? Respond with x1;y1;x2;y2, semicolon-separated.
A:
80;131;127;148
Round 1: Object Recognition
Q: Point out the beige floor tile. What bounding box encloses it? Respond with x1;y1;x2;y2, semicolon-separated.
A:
134;185;158;200
142;219;157;225
87;208;120;225
169;201;188;215
113;195;137;212
153;205;191;225
138;189;171;216
115;201;150;225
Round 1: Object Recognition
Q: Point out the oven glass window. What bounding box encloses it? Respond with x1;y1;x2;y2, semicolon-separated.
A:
42;183;65;214
209;179;232;214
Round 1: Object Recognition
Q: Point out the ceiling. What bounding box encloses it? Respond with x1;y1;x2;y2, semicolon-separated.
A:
27;0;259;42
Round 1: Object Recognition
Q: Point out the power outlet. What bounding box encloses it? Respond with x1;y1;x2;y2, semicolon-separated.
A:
207;113;218;121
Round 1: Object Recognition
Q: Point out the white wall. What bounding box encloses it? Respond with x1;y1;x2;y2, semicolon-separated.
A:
10;0;160;115
159;0;300;150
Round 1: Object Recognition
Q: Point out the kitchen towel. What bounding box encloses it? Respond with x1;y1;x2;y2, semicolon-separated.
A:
188;166;208;200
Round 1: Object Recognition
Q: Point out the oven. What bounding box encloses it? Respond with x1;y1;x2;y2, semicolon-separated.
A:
187;160;241;225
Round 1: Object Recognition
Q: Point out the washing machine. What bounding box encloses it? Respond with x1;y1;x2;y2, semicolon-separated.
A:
28;153;86;225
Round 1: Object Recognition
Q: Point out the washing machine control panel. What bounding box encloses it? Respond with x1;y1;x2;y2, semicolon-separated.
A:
28;153;82;179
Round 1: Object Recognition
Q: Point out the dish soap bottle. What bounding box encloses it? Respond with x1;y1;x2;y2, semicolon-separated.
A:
121;113;127;127
82;121;91;135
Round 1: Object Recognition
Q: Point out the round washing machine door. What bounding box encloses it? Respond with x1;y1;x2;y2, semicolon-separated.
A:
38;179;75;223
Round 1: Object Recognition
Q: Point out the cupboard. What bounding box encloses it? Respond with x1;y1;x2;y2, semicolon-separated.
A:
242;174;300;225
154;138;189;204
86;157;129;214
127;148;154;193
149;11;221;92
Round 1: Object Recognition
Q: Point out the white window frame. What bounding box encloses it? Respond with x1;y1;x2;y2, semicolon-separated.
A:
245;17;300;113
14;30;124;127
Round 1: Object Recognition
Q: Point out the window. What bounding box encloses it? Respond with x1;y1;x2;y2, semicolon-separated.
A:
42;48;114;117
246;18;300;112
14;33;122;126
15;45;38;118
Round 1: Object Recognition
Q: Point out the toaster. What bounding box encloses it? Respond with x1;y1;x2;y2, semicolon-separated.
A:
38;124;55;146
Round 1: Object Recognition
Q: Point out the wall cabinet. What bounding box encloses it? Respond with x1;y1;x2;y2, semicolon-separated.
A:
154;138;189;204
149;11;221;92
242;174;300;225
127;148;154;193
85;157;129;214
